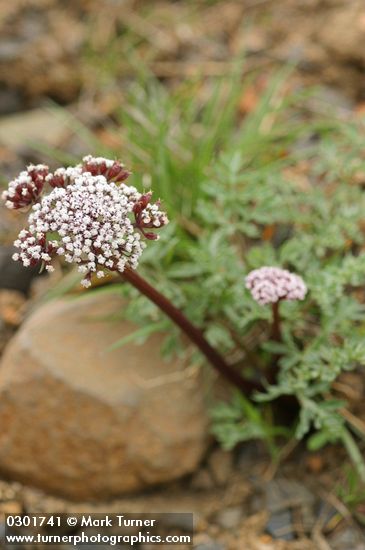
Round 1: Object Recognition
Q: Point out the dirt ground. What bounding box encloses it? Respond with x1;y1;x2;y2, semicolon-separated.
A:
0;0;365;107
0;438;364;550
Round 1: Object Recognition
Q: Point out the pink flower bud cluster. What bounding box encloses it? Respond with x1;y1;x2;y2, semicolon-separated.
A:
82;155;130;182
2;164;49;209
4;156;168;288
46;156;130;189
245;266;307;305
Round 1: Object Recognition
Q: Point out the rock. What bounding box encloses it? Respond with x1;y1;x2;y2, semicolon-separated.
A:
0;108;71;151
0;289;26;327
265;479;315;514
0;40;23;62
0;293;209;500
248;492;265;515
0;246;40;294
0;500;22;515
328;527;365;550
317;4;365;65
265;509;294;541
190;468;214;491
0;289;25;354
208;449;233;486
265;479;316;540
215;506;242;530
0;318;11;356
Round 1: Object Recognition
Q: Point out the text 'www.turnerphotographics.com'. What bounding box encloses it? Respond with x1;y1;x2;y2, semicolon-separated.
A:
4;513;193;546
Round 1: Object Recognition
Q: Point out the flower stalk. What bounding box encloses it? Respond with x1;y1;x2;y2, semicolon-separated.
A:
271;301;282;343
268;300;283;384
122;267;261;394
245;266;307;384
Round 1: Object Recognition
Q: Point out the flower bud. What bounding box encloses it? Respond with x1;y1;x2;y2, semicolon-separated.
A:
133;192;169;239
82;155;130;183
2;164;49;209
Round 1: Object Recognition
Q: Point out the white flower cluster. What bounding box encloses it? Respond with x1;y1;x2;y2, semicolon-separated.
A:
2;164;49;209
245;266;307;305
6;157;168;288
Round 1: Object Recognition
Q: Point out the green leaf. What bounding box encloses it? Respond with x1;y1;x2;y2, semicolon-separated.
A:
107;320;168;351
307;431;332;451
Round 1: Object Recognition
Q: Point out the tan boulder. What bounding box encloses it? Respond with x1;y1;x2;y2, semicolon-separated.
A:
0;292;209;500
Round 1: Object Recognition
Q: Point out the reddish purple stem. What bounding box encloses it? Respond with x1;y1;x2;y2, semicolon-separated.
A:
121;267;262;394
271;301;282;342
268;300;282;384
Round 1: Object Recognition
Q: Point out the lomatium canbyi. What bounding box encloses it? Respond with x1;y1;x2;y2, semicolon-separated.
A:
245;266;307;382
2;156;259;394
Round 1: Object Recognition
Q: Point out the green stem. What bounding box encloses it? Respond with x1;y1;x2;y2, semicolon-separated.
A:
341;427;365;483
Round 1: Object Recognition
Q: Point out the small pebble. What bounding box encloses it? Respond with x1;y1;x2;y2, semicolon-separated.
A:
215;507;243;530
265;478;315;513
266;509;294;541
328;527;365;550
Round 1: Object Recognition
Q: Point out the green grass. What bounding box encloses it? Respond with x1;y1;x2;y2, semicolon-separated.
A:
41;65;312;234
